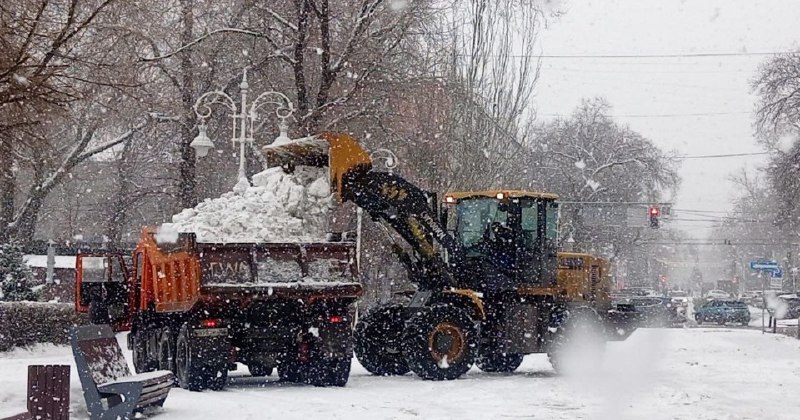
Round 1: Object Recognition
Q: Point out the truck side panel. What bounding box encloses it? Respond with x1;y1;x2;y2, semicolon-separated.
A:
137;230;201;313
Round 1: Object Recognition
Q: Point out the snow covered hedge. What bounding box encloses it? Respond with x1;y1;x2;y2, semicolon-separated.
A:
0;302;87;351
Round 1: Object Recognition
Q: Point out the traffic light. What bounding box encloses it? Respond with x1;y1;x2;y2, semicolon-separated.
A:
649;206;660;229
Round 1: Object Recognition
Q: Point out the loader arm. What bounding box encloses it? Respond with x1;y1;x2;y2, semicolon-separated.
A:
263;133;465;291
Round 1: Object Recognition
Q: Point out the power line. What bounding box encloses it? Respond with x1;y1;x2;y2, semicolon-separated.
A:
671;152;769;159
672;208;748;214
461;51;795;59
540;111;752;119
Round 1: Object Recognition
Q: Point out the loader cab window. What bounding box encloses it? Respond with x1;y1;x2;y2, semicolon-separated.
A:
545;200;558;242
453;198;508;254
520;201;539;248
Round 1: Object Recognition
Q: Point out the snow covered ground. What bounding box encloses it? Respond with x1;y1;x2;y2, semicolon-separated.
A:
2;327;800;420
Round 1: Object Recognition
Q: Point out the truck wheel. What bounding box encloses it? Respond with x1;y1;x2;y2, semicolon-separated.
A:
402;305;478;380
205;367;228;391
278;358;305;383
131;332;156;373
158;328;175;372
476;351;524;373
175;324;229;391
175;325;206;391
248;363;274;377
307;357;351;387
354;304;410;376
88;300;109;325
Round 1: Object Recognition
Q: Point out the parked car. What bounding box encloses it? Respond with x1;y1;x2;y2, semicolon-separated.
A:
705;290;730;300
668;290;690;307
694;300;750;326
740;291;760;306
767;294;800;319
628;296;683;327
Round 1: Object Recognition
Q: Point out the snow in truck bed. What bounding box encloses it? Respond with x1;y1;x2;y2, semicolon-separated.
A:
163;166;333;243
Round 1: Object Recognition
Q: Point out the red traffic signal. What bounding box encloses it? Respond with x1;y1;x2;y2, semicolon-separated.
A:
648;206;660;229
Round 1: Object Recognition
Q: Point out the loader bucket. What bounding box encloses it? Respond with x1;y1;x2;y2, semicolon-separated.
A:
262;132;373;202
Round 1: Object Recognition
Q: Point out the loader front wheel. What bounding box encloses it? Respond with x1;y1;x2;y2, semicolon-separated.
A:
354;304;410;376
402;305;477;380
476;351;524;373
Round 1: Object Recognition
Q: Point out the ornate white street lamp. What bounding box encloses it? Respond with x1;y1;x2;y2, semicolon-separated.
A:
191;67;294;192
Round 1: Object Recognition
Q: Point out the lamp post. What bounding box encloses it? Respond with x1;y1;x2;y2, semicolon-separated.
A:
191;67;294;192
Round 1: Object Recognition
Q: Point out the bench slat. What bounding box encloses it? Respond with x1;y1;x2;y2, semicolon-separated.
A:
136;388;171;409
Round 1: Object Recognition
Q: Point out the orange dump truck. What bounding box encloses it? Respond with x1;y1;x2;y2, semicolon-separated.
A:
74;228;362;390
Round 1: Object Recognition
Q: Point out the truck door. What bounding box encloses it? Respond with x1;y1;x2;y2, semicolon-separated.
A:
75;253;132;332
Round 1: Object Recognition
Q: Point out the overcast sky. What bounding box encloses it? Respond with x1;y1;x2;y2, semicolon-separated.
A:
533;0;799;238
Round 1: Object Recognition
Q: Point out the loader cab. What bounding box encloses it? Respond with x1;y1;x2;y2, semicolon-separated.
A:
443;191;559;290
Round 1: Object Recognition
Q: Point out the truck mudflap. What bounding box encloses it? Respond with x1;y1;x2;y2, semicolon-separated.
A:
604;309;640;341
313;314;354;358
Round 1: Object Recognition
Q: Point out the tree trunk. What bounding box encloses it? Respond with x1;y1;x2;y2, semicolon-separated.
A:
14;193;44;245
0;137;15;241
178;0;197;209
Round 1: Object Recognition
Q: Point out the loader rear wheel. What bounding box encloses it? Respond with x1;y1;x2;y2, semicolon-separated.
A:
354;304;410;376
476;351;524;373
402;305;477;380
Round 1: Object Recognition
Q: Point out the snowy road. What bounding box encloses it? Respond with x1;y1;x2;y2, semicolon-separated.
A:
2;328;800;420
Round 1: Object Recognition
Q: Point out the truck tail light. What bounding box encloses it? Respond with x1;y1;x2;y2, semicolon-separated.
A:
200;318;220;328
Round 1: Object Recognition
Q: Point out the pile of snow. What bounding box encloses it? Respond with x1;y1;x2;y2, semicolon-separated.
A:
164;166;334;243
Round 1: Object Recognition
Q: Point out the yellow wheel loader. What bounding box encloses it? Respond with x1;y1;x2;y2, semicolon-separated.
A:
263;133;636;380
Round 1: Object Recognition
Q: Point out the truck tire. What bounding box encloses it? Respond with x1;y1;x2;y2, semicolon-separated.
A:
175;324;229;391
307;357;351;387
248;362;274;377
402;305;478;380
158;328;175;373
278;357;305;383
176;325;205;391
131;332;156;373
88;300;109;325
476;351;524;373
354;304;410;376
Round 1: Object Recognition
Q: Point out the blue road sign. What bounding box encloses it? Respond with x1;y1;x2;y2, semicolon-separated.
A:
750;260;780;271
771;268;784;278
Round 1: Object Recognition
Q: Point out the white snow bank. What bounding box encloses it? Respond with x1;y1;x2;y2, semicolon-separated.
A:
165;167;333;243
23;255;76;269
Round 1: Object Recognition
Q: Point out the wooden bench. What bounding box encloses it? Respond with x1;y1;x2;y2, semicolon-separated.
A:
0;365;70;420
70;325;174;420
